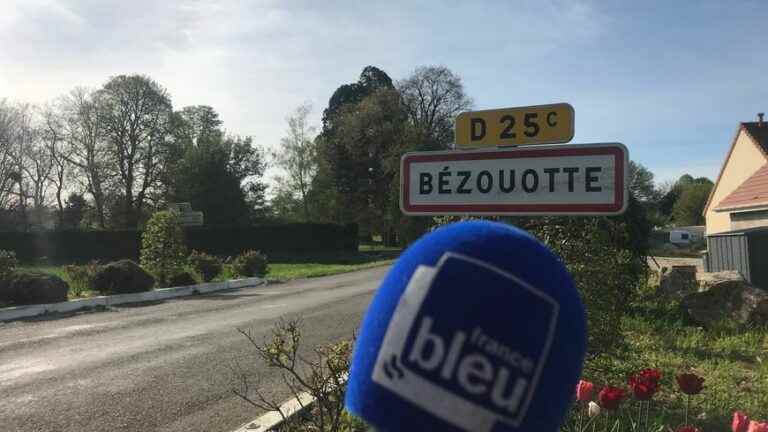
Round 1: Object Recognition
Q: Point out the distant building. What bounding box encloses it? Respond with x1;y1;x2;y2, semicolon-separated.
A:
704;113;768;235
669;226;705;245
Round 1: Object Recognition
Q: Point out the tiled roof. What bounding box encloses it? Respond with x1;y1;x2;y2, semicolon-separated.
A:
742;122;768;156
715;163;768;210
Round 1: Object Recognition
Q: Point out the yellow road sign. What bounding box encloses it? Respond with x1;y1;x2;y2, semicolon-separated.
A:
455;103;574;148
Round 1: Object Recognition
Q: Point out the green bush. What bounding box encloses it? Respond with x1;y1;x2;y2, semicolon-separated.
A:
431;198;650;357
62;261;101;297
92;260;155;294
168;270;198;287
0;250;18;278
188;250;222;282
0;272;69;305
231;250;269;277
141;211;187;287
525;197;650;356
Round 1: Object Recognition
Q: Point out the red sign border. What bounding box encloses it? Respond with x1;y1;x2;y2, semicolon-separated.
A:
400;143;627;215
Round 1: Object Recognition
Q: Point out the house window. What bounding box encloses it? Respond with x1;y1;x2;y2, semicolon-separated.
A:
681;233;689;240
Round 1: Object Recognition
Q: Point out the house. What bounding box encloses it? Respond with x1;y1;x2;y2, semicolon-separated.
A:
704;113;768;235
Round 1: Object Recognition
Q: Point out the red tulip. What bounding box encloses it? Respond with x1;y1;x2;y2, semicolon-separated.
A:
677;427;700;432
639;368;662;385
733;411;750;432
749;421;768;432
676;373;705;395
628;368;662;400
598;385;626;411
576;380;595;402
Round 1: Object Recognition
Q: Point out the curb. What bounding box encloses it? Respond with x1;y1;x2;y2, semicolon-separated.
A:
231;373;349;432
0;277;265;323
232;392;315;432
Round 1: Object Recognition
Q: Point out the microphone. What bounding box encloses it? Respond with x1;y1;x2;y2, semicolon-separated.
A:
345;220;587;432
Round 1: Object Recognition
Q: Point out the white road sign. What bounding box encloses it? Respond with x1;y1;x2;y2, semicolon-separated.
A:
168;202;204;226
400;143;628;216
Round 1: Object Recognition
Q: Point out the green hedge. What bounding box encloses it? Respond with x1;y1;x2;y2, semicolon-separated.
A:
0;223;358;264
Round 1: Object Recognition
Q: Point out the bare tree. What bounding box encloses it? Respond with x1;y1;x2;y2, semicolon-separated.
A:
13;103;36;230
397;65;473;149
272;104;318;220
0;100;21;210
41;105;71;227
97;75;173;228
60;87;111;228
20;116;54;210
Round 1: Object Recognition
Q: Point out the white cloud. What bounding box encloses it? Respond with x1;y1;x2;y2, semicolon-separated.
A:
1;0;761;194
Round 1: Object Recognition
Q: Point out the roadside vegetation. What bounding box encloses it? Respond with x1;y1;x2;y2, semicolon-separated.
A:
231;319;365;432
262;245;399;282
235;268;768;432
561;287;768;431
233;202;766;431
8;245;398;305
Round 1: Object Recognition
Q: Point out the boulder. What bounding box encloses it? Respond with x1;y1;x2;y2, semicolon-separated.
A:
0;272;69;305
681;279;768;327
697;270;744;290
93;260;155;294
658;265;698;299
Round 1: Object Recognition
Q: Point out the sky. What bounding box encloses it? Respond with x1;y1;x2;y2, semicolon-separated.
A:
1;0;766;186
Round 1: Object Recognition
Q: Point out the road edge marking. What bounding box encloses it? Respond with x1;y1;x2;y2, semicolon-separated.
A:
231;373;349;432
0;277;266;323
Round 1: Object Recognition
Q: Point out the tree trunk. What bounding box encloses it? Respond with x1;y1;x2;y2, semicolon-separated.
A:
55;186;64;229
19;187;29;232
89;181;106;229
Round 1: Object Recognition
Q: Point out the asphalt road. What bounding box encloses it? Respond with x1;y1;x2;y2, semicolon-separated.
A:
0;266;388;432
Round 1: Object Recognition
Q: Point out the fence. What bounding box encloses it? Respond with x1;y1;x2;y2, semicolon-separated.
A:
0;223;358;263
704;226;768;288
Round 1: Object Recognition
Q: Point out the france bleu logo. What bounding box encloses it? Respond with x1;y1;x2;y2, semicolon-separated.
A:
372;253;560;431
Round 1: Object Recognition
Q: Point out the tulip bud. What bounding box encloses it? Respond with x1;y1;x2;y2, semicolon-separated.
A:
748;420;768;432
576;380;596;402
588;401;601;418
733;411;749;432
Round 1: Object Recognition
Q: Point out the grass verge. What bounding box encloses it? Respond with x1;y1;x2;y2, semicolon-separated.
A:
565;295;768;429
266;259;395;282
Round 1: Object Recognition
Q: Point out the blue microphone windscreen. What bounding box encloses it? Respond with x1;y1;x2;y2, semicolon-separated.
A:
345;221;586;432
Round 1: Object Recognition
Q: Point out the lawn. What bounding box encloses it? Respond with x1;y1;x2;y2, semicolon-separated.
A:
264;245;398;281
266;260;394;281
563;293;768;430
17;265;68;280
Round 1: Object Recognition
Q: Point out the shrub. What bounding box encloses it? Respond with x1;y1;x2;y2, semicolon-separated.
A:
92;260;155;294
232;319;355;432
525;197;650;356
188;250;222;282
430;198;650;357
141;210;187;287
231;250;269;277
0;250;18;279
0;272;69;305
168;270;198;287
62;261;101;297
